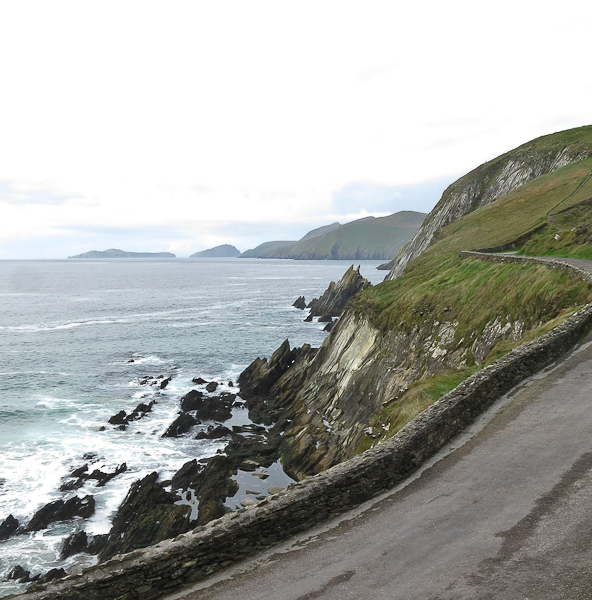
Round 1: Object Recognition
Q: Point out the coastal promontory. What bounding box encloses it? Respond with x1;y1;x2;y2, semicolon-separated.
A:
190;244;241;258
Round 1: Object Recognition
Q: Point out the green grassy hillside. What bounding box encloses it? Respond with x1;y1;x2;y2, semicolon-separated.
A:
239;241;296;258
299;222;341;241
262;211;427;260
382;124;592;276
352;142;592;451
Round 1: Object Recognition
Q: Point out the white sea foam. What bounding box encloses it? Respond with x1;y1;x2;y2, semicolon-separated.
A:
0;257;385;596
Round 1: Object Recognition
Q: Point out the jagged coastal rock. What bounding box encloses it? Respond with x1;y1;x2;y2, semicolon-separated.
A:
292;296;306;309
25;496;95;531
0;514;19;540
307;265;371;318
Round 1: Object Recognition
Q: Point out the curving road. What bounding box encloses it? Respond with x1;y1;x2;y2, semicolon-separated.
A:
167;257;592;600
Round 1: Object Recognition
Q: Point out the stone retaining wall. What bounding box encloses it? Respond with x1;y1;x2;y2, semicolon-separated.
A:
9;252;592;600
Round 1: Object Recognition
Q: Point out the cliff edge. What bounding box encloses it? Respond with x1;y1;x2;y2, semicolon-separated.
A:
382;126;592;278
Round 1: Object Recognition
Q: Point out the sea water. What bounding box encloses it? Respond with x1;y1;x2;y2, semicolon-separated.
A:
0;257;385;596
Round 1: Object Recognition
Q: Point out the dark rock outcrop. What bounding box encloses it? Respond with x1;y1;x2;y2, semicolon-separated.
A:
307;265;370;317
60;463;127;491
160;377;172;389
238;338;295;399
170;460;204;491
318;315;332;323
178;390;234;421
293;296;306;309
97;472;190;562
128;400;156;421
191;456;239;526
192;377;208;385
0;514;19;540
205;381;219;393
195;425;233;440
5;565;30;583
26;496;95;531
36;568;67;584
108;410;127;426
323;321;334;332
87;463;127;487
239;341;319;426
61;531;88;559
162;413;199;438
179;389;204;412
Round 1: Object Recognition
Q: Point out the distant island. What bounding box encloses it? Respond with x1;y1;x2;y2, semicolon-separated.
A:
240;211;426;260
190;244;241;258
68;249;176;259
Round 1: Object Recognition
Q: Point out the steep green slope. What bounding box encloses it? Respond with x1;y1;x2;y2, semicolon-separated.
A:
361;157;592;328
239;241;296;258
299;222;341;241
346;155;592;455
261;211;426;260
261;144;592;477
383;124;592;277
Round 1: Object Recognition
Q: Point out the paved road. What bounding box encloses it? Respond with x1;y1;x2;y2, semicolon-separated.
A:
166;257;592;600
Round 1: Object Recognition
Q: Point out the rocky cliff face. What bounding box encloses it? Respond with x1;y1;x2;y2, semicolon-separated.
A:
383;133;592;278
241;303;527;480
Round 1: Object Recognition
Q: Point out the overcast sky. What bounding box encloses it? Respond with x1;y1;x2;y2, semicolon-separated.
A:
1;1;591;258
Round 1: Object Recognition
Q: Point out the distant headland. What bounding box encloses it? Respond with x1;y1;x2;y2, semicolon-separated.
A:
190;244;241;258
68;249;176;259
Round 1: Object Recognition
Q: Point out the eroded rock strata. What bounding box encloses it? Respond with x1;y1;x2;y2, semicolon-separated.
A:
237;302;534;481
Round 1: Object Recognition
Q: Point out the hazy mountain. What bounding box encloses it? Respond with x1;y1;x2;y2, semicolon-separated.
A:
68;249;175;258
299;222;342;241
239;241;296;258
259;211;426;260
190;244;241;258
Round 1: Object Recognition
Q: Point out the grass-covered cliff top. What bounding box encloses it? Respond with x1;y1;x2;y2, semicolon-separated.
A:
353;148;592;452
358;156;592;333
423;125;592;227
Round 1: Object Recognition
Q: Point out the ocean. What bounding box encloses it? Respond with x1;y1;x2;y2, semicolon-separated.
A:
0;257;385;596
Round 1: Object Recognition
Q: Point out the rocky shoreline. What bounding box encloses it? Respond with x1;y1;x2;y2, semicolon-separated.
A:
1;266;369;592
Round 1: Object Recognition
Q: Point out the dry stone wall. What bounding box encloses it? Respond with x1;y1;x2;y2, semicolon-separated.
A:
9;252;592;600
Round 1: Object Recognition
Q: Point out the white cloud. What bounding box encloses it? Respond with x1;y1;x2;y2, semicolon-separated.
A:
0;0;591;257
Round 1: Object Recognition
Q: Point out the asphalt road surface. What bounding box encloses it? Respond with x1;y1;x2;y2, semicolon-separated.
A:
167;260;592;600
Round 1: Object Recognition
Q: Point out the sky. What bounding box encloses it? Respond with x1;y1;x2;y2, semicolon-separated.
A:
1;1;591;258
